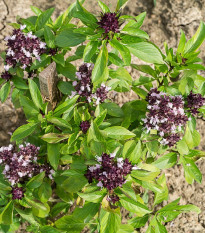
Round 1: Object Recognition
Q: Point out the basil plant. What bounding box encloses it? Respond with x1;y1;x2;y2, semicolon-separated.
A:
0;0;205;232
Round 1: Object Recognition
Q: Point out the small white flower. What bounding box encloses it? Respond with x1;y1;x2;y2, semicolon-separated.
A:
160;138;169;145
27;32;33;38
188;117;192;121
4;65;10;71
96;97;101;105
69;91;77;98
97;181;103;188
168;103;173;108
39;42;46;49
147;105;152;110
81;86;85;91
110;151;116;158
10;35;16;40
18;172;24;177
0;159;2;164
186;163;191;167
20;24;27;30
132;165;140;170
76;72;82;80
4;36;11;41
87;96;91;103
102;171;107;177
4;165;10;171
88;166;95;172
178;107;184;115
49;174;53;179
96;156;102;162
86;84;91;92
72;81;78;86
159;131;164;137
95;164;101;169
21;64;27;70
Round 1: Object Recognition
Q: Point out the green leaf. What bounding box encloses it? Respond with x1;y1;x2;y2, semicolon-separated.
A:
100;209;121;233
109;39;131;66
11;122;38;142
15;208;39;226
182;157;202;184
177;30;186;54
26;172;45;189
177;138;189;155
152;153;177;169
52;54;65;66
57;81;75;95
108;53;124;66
73;0;98;28
154;174;168;205
98;1;110;13
131;164;160;181
132;86;147;99
83;41;98;62
54;95;79;116
55;28;86;47
122;28;149;39
40;226;60;233
38;182;52;203
184;21;205;54
127;42;164;64
122;140;141;163
73;202;100;222
28;79;44;110
101;102;124;117
103;126;135;140
56;61;76;79
120;196;151;216
131;64;158;78
19;95;39;116
47;117;72;129
87;121;104;142
184;126;200;149
55;215;86;231
128;214;149;228
0;201;13;225
36;8;55;30
30;6;42;16
12;77;28;90
41;133;70;143
92;42;108;86
116;0;129;11
47;143;60;170
109;67;132;84
61;174;87;193
44;25;55;48
0;82;11;103
78;190;106;203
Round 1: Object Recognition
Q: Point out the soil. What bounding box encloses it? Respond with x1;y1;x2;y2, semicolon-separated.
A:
1;0;205;232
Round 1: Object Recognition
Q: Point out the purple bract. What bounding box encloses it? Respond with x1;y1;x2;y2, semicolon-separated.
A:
186;91;205;115
80;121;90;133
143;88;188;147
12;187;24;200
98;12;120;34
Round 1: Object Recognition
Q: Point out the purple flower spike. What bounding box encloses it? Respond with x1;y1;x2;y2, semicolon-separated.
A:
12;187;24;200
85;153;133;192
98;12;120;34
187;91;205;115
143;88;188;147
1;71;12;81
80;121;90;133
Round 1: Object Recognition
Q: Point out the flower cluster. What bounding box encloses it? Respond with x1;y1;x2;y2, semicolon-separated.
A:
80;120;90;133
11;187;24;200
85;153;133;203
1;25;47;80
0;143;54;188
143;88;188;147
98;12;120;34
70;63;111;104
186;91;205;115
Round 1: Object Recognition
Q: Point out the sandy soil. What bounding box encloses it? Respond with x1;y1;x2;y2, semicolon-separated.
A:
1;0;205;232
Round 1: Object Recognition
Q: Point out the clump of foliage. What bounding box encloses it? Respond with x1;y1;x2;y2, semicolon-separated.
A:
0;0;205;232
